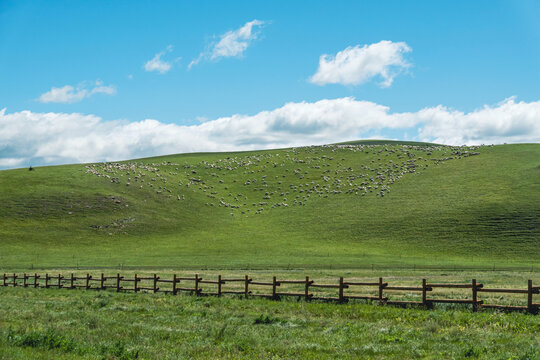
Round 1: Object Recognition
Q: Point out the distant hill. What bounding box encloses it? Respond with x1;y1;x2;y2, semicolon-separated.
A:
334;139;443;146
0;141;538;270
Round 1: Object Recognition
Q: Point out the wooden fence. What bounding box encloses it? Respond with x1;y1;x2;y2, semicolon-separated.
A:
1;273;538;314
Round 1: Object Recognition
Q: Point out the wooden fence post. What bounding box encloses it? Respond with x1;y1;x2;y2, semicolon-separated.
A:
116;273;121;292
472;279;478;312
70;273;75;289
378;277;384;304
45;273;49;288
305;276;310;301
134;274;139;292
528;280;534;314
153;273;158;293
195;274;200;295
217;275;222;297
244;275;250;299
338;277;345;303
272;276;278;300
13;274;17;287
23;273;27;287
85;273;91;290
34;273;39;288
58;273;62;289
422;279;427;307
172;274;177;295
100;273;105;290
2;273;6;287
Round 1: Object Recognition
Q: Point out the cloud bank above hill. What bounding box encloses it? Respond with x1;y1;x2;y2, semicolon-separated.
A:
1;97;539;168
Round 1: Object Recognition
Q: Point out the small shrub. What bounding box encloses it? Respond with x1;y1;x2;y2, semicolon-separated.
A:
87;316;99;329
100;339;139;360
463;346;486;358
254;314;282;325
7;328;76;352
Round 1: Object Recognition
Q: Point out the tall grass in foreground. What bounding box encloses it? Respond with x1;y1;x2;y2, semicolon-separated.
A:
0;287;538;359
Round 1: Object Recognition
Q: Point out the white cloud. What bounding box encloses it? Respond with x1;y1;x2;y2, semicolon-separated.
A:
1;97;539;168
189;20;265;69
310;40;412;87
38;81;116;104
144;46;175;74
416;97;540;145
0;157;25;168
39;86;87;104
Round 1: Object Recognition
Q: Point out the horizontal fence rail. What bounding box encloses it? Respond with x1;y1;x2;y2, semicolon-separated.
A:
1;273;538;314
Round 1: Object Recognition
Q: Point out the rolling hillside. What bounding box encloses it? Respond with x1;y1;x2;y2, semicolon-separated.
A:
0;141;538;270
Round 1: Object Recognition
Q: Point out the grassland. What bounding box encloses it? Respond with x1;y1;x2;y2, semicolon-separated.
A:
0;274;539;360
1;142;539;270
1;141;539;359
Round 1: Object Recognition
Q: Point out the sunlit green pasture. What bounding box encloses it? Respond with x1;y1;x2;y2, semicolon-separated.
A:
1;142;539;270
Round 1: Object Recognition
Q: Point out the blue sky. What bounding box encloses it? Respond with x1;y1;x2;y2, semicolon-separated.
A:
1;0;540;168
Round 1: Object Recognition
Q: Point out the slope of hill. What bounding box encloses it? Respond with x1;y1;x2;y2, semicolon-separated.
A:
0;142;538;270
334;139;442;146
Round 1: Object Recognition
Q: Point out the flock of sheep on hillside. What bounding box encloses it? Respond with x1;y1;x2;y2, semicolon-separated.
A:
85;144;481;216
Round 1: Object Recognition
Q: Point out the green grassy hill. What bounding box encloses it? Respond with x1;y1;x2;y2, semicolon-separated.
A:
0;141;538;270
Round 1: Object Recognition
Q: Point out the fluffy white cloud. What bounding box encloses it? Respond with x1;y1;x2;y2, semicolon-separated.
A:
189;20;265;69
38;81;116;103
310;41;412;87
416;97;540;145
0;157;25;168
144;46;175;74
1;97;539;168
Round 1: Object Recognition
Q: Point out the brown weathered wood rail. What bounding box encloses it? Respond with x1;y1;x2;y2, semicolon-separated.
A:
1;272;538;314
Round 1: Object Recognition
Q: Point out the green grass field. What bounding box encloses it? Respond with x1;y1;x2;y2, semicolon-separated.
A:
0;276;539;360
1;141;539;359
1;141;539;270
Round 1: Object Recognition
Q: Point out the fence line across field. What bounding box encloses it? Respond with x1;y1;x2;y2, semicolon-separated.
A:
2;272;539;314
